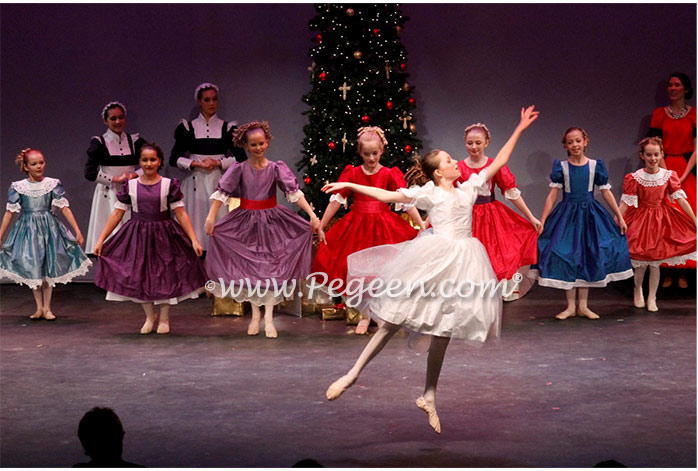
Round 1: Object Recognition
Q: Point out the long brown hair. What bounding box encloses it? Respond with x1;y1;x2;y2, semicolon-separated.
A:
404;149;443;186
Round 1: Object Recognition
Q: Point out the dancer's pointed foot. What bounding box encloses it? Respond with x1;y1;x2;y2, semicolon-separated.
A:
555;308;576;320
416;396;441;434
264;321;278;339
647;297;659;312
633;288;645;308
354;317;370;335
326;375;356;401
42;310;56;321
156;321;170;334
578;306;600;319
247;320;260;336
29;309;43;320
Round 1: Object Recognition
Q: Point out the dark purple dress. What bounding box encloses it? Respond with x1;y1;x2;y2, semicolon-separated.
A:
95;177;206;303
205;160;312;305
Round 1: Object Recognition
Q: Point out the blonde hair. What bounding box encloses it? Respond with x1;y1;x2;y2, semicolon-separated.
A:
357;126;388;151
233;121;273;147
463;123;491;142
15;148;41;173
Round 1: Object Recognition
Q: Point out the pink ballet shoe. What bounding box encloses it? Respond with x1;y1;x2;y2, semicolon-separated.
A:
325;375;356;401
416;396;441;434
29;309;43;320
42;311;56;321
354;318;370;335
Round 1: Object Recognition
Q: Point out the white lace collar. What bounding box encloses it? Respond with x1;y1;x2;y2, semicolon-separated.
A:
13;177;59;196
105;128;126;144
194;113;222;126
632;168;671;187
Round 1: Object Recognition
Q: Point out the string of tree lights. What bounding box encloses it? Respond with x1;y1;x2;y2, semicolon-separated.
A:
297;4;423;214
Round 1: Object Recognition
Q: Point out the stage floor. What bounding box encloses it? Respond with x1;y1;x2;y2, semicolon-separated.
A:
0;280;695;468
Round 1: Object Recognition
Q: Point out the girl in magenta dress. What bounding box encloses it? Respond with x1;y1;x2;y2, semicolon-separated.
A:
94;144;206;335
456;123;540;300
619;137;696;312
204;121;320;339
312;127;425;334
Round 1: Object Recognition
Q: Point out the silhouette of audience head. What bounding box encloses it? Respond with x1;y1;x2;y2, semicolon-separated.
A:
75;407;142;467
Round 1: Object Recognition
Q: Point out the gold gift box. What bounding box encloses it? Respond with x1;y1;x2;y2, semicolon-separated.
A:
321;306;346;321
211;297;248;317
345;307;361;325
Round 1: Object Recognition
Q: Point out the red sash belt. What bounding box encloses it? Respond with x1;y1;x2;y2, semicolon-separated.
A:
351;200;390;213
239;196;277;210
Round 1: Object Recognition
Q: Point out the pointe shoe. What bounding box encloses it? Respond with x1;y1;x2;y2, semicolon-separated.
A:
578;308;600;319
416;396;441;434
247;320;260;336
678;276;688;289
43;311;56;321
647;298;659;312
555;309;576;320
156;322;170;334
325;375;356;401
29;309;43;320
265;322;278;339
354;318;370;335
662;276;673;288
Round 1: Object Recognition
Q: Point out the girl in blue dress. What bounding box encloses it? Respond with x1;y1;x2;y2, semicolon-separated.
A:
0;148;91;320
532;127;632;319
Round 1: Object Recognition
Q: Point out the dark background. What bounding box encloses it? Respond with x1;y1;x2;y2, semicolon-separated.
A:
1;3;695;228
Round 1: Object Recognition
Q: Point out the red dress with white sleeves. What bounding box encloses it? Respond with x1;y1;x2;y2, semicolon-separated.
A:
456;159;537;282
312;165;418;285
621;168;696;267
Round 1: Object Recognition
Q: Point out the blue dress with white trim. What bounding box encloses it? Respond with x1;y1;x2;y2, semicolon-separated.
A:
532;159;632;289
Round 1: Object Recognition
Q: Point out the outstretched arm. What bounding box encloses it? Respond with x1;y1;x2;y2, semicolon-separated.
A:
486;105;539;182
322;182;412;204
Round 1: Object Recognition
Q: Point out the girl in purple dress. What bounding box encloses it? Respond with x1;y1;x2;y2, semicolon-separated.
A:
205;121;320;338
94;144;206;335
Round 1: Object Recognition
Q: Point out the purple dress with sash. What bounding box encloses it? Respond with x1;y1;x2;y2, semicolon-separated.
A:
205;160;312;305
95;177;206;303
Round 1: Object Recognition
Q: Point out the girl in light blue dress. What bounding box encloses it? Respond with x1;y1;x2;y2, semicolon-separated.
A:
532;128;632;320
0;148;91;320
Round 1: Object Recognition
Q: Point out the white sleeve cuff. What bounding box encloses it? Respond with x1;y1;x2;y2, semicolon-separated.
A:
621;194;638;208
597;183;612;190
504;187;521;200
51;197;70;209
96;171;113;186
210;190;230;203
6;202;21;213
114;202;130;211
169;200;185;210
670;190;688;202
221;157;235;171
177;157;193;171
329;192;348;208
286;189;303;203
549;182;563;188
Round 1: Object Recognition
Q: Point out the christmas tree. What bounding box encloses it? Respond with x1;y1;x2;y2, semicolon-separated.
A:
297;4;423;214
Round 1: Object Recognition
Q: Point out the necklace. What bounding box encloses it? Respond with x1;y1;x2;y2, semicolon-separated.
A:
666;104;689;119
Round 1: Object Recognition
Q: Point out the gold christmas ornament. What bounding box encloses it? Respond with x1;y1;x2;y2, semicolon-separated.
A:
410;123;417;133
402;82;410;92
353;50;363;60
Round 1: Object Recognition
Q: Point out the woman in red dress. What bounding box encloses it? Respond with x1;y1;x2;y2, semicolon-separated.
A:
313;127;425;334
648;72;696;286
456;123;541;300
619;137;696;311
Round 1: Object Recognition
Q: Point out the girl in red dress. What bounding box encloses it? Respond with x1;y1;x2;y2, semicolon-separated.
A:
313;127;425;334
456;123;541;300
619;137;696;312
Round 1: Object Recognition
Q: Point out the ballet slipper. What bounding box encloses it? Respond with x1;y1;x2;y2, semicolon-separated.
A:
354;317;370;335
554;309;576;320
42;310;56;321
156;321;170;334
264;321;278;339
662;276;673;288
678;276;688;289
247;320;260;336
325;375;356;401
633;288;645;308
578;307;600;319
647;297;659;312
140;318;155;334
29;309;43;320
416;396;441;434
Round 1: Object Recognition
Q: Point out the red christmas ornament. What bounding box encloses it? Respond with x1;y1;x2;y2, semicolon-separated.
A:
386;101;394;110
328;141;336;150
361;115;370;124
399;62;407;71
315;34;323;43
404;145;413;154
395;25;403;35
304;176;311;185
319;71;327;81
409;97;416;107
373;28;381;36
